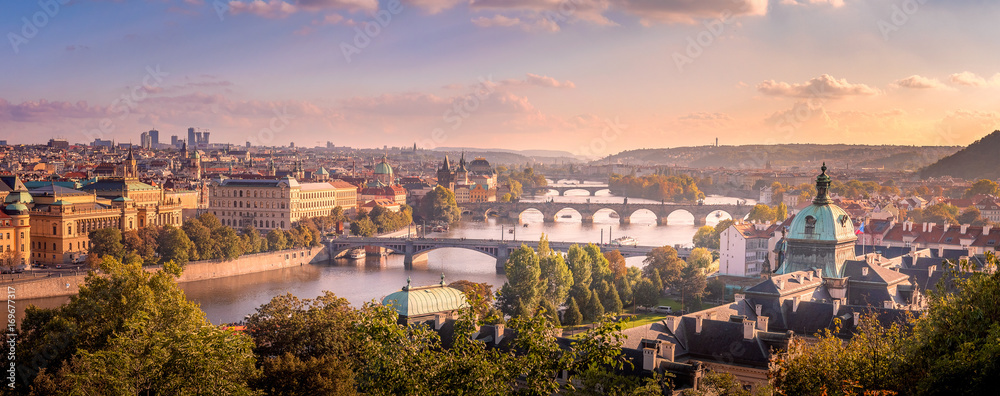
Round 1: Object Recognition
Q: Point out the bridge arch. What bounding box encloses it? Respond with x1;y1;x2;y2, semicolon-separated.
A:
705;210;734;226
553;207;584;222
562;188;595;197
625;208;659;225
663;209;696;226
592;208;621;224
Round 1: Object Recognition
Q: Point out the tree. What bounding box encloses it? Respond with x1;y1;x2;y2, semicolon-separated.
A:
616;277;633;308
775;202;789;221
604;250;627;282
584;243;612;284
965;179;1000;198
687;247;714;274
18;256;257;394
88;228;125;261
603;282;623;314
567;244;593;303
418;185;461;223
677;264;707;311
539;299;561;327
563;297;583;326
643;246;685;290
500;245;542;317
267;228;289;251
213;226;245;260
693;225;719;249
706;277;727;301
350;215;377;237
633;279;659;307
585;290;605;322
958;207;985;225
157;225;194;265
680;371;772;396
538;249;573;307
903;253;1000;395
746;204;776;223
182;218;217;260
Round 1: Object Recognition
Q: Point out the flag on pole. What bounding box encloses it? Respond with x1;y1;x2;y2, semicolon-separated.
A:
856;221;865;235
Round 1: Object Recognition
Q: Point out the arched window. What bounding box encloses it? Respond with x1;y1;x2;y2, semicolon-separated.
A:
805;216;816;234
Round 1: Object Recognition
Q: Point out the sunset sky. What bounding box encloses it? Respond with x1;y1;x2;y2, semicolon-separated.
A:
2;0;999;156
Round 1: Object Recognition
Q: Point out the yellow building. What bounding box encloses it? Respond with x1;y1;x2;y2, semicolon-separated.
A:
209;176;358;231
27;184;142;265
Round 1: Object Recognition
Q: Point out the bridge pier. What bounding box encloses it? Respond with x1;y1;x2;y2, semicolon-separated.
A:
694;216;707;226
657;217;669;226
543;216;556;223
619;216;630;225
495;246;510;272
581;213;595;224
404;252;429;268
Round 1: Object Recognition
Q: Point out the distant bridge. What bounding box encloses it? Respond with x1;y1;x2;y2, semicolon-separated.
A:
460;201;751;226
543;174;610;184
524;184;611;196
325;236;688;270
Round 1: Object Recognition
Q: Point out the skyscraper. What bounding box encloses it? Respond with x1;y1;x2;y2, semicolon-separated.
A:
148;129;159;145
188;127;196;148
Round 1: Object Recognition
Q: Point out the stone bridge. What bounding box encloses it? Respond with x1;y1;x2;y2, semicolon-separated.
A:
524;184;611;196
460;201;751;226
325;236;688;270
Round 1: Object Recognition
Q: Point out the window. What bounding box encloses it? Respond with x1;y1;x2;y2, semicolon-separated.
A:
804;216;816;234
53;225;57;235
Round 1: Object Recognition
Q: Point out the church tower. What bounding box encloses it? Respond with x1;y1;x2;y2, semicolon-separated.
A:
778;164;857;278
437;155;453;190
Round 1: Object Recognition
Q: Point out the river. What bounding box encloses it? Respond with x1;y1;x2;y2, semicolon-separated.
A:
22;188;752;325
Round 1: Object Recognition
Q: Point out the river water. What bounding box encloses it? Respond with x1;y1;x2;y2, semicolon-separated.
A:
23;185;751;325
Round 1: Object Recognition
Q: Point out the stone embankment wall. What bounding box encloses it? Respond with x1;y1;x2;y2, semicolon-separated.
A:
13;247;329;300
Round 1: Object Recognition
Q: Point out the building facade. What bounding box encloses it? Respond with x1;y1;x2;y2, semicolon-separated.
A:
209;176;358;231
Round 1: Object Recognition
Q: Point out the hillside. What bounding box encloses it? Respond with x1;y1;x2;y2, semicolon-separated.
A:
597;144;961;171
920;130;1000;180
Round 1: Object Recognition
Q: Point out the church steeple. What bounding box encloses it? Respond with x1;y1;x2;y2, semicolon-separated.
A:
813;163;833;205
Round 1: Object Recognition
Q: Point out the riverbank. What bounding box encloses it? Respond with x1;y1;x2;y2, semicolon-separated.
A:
9;246;330;300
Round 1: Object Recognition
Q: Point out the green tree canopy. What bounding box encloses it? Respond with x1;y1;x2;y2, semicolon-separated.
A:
418;185;462;223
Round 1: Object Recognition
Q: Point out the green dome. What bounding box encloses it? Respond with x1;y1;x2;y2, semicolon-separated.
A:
374;160;393;175
53;200;71;206
786;203;857;242
112;196;133;202
315;167;330;175
4;203;28;213
382;283;468;318
4;191;32;205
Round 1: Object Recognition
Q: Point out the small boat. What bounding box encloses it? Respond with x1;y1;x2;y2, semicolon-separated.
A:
609;212;620;218
348;248;366;259
508;229;514;234
522;224;529;228
560;214;573;219
611;236;637;247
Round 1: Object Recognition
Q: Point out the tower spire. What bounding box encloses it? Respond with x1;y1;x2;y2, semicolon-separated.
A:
813;163;833;205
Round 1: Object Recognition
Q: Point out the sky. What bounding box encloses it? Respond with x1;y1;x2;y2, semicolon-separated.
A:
1;0;999;157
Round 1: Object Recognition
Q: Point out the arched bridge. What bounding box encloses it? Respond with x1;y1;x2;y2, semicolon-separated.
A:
460;201;751;226
325;236;689;270
525;184;611;196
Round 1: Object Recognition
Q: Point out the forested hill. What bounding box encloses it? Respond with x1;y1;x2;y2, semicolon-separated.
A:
920;130;1000;180
598;144;961;171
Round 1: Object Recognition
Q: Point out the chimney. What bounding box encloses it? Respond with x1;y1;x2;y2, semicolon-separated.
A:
494;323;505;345
922;222;928;232
927;265;937;278
985;225;993;235
960;224;969;234
735;293;745;305
434;313;446;330
659;341;676;362
805;272;813;281
792;296;801;313
862;267;869;276
642;348;657;371
832;299;841;318
695;316;703;334
776;279;784;289
757;316;769;332
853;312;860;327
815;268;823;279
943;223;950;233
743;321;756;340
755;304;762;317
665;316;680;333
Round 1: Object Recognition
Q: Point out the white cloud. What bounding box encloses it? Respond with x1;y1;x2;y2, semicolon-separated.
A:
500;73;576;88
894;75;949;90
949;71;1000;87
227;0;299;18
757;74;881;99
471;15;560;32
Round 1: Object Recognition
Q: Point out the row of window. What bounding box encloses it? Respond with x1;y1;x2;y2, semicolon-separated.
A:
215;189;288;199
